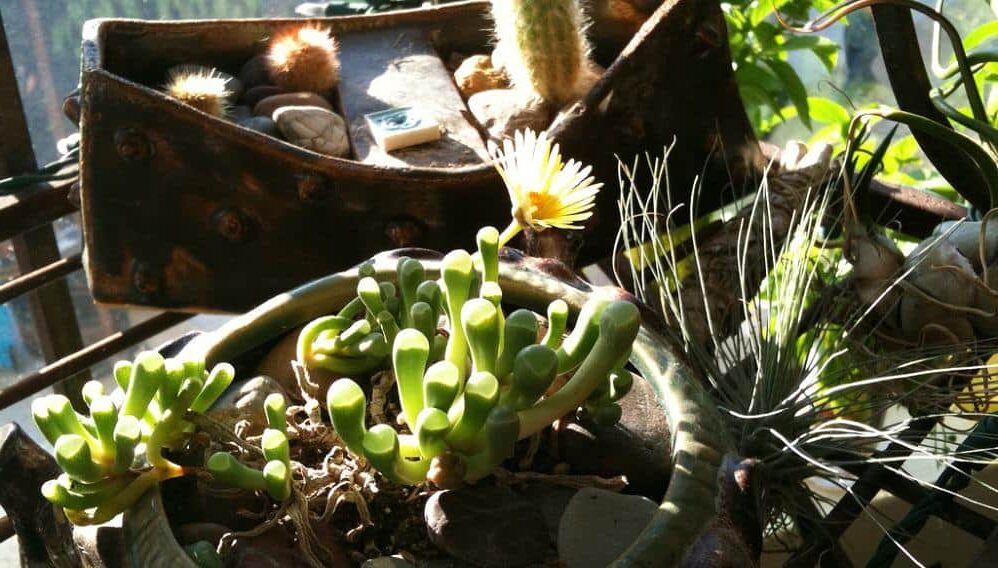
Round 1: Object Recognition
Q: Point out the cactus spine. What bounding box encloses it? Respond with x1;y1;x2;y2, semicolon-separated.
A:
491;0;592;106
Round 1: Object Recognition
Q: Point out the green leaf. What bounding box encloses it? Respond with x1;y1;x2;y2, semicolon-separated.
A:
807;97;851;126
965;20;998;51
764;57;811;128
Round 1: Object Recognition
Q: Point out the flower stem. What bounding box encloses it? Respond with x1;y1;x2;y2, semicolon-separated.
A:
497;222;522;249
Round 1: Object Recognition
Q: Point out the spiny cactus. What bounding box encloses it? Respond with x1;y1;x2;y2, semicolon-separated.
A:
164;65;231;117
322;227;640;487
32;352;234;525
266;24;341;93
490;0;594;106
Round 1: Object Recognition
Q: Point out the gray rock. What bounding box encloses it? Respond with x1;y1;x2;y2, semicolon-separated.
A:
207;376;287;436
518;484;578;542
558;375;672;500
467;89;552;140
243;85;285;108
425;486;552;567
238;54;272;89
557;488;658;568
254;92;334;117
239;116;280;138
273;106;350;158
230;105;253;121
453;55;508;99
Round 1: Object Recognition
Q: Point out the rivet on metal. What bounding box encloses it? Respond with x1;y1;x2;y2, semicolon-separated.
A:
211;207;251;244
114;128;153;162
297;173;331;201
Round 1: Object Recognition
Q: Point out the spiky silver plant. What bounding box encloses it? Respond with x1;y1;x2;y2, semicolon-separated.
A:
615;148;998;563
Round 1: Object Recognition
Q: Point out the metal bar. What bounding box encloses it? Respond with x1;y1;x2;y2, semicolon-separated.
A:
0;174;77;243
0;253;82;305
0;312;194;411
0;10;91;409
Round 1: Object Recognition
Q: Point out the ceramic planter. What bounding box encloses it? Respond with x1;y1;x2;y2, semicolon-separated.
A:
120;249;727;566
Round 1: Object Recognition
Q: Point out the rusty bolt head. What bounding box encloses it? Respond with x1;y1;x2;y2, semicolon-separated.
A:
297;173;331;201
114;128;153;162
131;262;161;296
211;207;252;244
385;218;426;248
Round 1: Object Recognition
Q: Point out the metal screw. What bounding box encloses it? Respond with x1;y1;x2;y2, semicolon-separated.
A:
297;173;331;201
211;207;252;244
114;128;153;162
385;218;426;248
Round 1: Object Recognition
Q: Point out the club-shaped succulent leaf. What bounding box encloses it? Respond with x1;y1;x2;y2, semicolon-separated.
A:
556;295;612;373
393;329;430;426
462;299;501;375
505;344;559;410
189;363;235;413
327;379;368;458
542;299;569;349
495;309;539;381
263;460;292;501
262;428;291;466
477;226;500;283
415;407;451;460
446;372;500;453
207;452;266;492
122;351;167;418
423;361;461;410
441;250;475;376
265;393;287;432
55;435;104;483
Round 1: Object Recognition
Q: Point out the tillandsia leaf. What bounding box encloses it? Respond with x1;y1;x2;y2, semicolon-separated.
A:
263;460;291;501
55;435;104;483
207;452;266;492
112;360;132;390
556;295;613;373
441;250;475;377
415;407;451;460
398;257;426;328
189;363;234;413
423;361;461;410
262;428;291;467
542;299;569;349
462;299;501;375
111;416;141;475
519;301;641;438
495;309;539;382
327;379;368;458
122;351;167;418
476;226;501;284
265;393;287;432
393;329;430;426
81;381;105;406
462;406;520;482
362;424;429;485
505;345;559;410
446;371;500;453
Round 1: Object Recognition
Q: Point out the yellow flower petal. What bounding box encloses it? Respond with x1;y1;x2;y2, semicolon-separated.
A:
488;129;601;233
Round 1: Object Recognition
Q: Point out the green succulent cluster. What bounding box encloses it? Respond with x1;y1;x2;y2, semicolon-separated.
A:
31;352;235;525
206;393;293;501
315;227;641;486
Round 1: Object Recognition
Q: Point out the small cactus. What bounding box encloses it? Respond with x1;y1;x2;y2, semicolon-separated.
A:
490;0;594;106
164;65;231;117
266;25;341;93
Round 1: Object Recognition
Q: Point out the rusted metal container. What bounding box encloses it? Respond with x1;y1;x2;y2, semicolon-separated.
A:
78;0;757;312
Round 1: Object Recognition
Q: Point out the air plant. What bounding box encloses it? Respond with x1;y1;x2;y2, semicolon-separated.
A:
164;65;232;117
266;24;341;93
32;352;234;525
489;0;597;106
616;144;998;563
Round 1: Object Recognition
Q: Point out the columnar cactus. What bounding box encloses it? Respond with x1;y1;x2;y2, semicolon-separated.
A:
490;0;593;106
322;227;640;487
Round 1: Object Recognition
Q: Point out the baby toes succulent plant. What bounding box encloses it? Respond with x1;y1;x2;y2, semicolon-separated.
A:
32;352;234;525
323;226;640;487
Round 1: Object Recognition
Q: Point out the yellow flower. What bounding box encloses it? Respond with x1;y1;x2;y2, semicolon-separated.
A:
488;129;602;245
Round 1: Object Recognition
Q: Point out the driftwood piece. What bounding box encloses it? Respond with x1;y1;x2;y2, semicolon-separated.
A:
0;423;81;568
